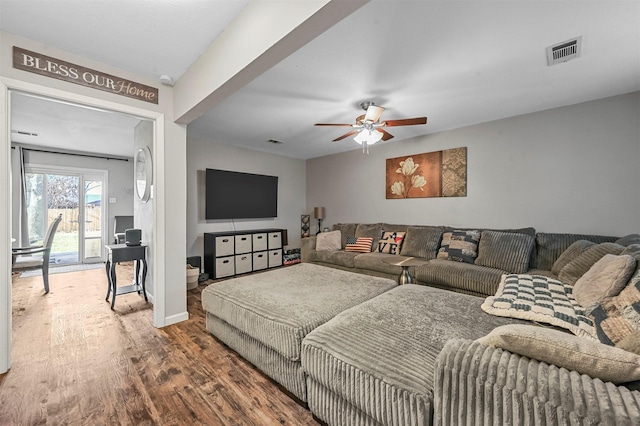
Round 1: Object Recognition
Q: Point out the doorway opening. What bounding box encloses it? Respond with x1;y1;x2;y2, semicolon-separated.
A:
2;78;168;375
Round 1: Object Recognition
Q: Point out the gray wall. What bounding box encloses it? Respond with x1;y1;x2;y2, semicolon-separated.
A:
306;92;640;236
187;137;307;261
11;144;135;245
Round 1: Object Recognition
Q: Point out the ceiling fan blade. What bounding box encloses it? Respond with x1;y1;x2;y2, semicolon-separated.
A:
384;117;427;127
315;123;354;126
364;105;385;123
379;129;394;141
333;130;359;142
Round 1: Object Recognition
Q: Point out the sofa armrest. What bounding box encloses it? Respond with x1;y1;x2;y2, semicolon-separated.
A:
434;339;640;426
301;236;317;263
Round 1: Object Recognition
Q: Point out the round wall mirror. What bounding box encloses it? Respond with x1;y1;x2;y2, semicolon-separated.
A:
135;146;152;202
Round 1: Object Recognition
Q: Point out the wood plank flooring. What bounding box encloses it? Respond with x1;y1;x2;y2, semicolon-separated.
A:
1;266;319;425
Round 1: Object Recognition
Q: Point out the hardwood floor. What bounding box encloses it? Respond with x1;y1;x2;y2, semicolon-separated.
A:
1;266;319;425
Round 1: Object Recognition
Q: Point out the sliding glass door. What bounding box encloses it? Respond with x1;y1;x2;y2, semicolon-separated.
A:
25;166;107;265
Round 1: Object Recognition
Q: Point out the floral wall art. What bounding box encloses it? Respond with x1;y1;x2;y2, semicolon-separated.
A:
386;147;467;199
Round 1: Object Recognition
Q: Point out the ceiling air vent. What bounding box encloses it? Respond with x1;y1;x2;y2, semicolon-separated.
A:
547;36;582;66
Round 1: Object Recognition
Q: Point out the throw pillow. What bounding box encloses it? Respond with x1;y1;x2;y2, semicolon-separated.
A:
590;280;640;346
477;324;640;384
573;254;636;307
437;230;480;263
551;240;596;276
377;231;406;255
315;230;342;251
557;242;625;285
400;226;443;260
481;274;596;338
475;230;535;274
345;237;374;253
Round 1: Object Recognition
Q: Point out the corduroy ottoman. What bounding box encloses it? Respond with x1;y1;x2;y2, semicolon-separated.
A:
301;284;524;425
201;263;397;401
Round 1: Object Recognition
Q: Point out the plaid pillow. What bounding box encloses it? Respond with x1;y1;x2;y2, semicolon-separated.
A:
345;237;374;253
437;230;481;263
590;280;640;346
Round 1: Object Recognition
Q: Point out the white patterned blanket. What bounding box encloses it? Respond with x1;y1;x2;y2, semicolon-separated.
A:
481;274;596;339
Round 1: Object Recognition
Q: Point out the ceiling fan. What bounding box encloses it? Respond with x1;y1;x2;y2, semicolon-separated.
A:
314;101;427;144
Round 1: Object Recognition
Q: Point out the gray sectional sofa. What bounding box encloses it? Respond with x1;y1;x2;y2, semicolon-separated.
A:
302;222;621;297
202;223;640;425
298;223;640;425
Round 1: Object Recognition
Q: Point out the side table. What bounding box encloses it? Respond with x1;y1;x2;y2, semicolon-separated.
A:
105;244;148;309
383;256;429;285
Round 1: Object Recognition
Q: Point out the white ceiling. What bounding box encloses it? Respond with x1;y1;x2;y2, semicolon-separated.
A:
2;1;639;160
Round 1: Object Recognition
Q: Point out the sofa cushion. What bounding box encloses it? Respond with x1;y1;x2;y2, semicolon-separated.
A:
315;230;341;251
558;242;625;285
475;230;534;274
478;324;640;384
437;229;481;263
376;231;405;254
481;274;596;339
551;240;596;276
353;252;406;275
535;232;618;271
380;223;409;234
573;254;636;307
355;223;383;241
416;258;505;296
400;226;443;260
308;249;360;268
616;234;640;247
331;223;357;248
590;279;640;346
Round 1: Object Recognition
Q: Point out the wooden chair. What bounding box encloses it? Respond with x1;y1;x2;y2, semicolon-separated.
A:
12;214;63;294
113;215;133;244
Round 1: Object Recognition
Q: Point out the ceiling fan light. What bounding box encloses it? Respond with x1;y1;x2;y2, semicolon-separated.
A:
353;129;368;144
368;129;383;144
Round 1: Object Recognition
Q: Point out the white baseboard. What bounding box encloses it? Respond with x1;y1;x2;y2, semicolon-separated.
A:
164;311;189;326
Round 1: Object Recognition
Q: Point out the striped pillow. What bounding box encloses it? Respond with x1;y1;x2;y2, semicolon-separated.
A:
345;236;374;253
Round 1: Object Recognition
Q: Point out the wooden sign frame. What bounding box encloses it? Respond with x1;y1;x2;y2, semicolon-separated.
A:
13;46;158;104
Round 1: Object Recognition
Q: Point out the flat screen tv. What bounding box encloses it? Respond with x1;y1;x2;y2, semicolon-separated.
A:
205;169;278;220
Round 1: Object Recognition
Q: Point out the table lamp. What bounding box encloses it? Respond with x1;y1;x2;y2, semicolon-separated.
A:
314;207;325;235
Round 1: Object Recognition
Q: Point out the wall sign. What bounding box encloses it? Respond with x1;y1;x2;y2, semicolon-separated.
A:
13;46;159;104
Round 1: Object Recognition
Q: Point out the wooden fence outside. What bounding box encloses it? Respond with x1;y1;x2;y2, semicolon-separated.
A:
48;208;102;233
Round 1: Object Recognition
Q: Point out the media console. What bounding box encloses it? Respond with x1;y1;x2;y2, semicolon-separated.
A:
204;229;285;279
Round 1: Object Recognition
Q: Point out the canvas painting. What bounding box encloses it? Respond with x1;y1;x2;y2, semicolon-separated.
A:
386;147;467;199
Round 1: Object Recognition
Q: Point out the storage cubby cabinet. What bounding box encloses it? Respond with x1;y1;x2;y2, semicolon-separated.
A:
204;229;284;279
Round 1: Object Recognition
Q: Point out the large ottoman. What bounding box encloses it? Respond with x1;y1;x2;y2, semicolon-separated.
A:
201;263;397;401
301;284;524;425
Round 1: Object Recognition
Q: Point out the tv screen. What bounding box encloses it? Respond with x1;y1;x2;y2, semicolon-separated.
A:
205;169;278;220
